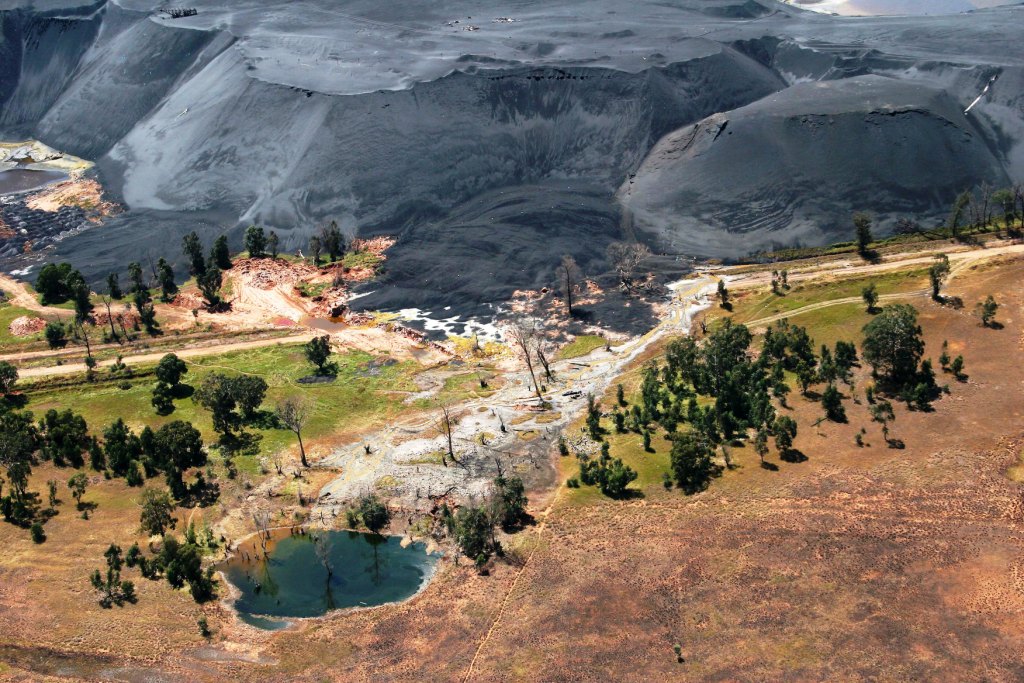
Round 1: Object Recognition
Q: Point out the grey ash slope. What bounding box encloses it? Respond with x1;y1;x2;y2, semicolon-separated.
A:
1;0;1023;315
620;75;1010;255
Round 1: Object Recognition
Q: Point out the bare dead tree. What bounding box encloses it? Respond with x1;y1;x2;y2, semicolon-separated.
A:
606;242;651;293
536;338;553;381
558;255;581;316
252;510;271;557
507;319;543;400
75;320;96;380
276;397;312;468
100;295;118;341
434;403;458;467
1015;183;1024;231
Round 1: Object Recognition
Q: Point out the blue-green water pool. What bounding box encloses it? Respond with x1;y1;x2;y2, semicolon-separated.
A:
222;529;439;627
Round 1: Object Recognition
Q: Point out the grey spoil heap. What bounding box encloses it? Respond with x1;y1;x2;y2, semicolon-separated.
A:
1;0;1021;313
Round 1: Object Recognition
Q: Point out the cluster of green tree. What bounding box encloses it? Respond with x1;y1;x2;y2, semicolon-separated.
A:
0;356;217;543
92;530;218;607
861;304;943;409
441;474;528;570
588;312;924;494
35;263;92;321
192;372;269;462
129;532;217;602
938;340;968;382
89;490;219;607
572;440;638;497
307;220;346;267
573;394;639;498
649;320;804;489
345;493;392;533
151;353;190;415
182;230;233;309
90;544;137;608
243;224;281;260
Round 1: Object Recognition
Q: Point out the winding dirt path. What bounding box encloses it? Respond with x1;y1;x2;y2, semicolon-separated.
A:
0;273;72;316
741;290;930;328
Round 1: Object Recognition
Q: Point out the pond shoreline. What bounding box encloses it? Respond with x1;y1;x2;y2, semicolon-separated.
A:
217;525;442;630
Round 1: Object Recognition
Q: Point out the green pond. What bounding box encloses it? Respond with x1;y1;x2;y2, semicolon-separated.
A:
222;529;439;627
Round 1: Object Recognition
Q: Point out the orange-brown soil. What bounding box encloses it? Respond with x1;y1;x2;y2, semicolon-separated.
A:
25;178;119;221
2;257;1024;682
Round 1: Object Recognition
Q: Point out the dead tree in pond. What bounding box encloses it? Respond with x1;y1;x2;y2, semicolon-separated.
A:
252;510;272;557
313;531;333;579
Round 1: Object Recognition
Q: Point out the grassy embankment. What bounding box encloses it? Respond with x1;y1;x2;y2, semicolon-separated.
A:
19;343;441;474
557;335;606;360
0;301;44;349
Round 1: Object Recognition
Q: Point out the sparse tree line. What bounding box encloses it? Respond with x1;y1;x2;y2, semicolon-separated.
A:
850;182;1024;261
306;220;347;267
29;224;278;364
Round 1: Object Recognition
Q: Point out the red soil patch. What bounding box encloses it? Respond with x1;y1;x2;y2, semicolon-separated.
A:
232;258;316;290
168;291;206;310
7;315;45;336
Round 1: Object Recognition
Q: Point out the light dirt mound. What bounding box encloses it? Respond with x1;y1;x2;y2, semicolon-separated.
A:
8;315;45;336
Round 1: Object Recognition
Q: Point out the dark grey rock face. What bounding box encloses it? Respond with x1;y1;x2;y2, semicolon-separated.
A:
1;0;1022;309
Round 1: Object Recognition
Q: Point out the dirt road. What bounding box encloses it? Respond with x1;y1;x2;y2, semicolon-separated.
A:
0;273;71;316
722;241;1024;291
14;332;316;378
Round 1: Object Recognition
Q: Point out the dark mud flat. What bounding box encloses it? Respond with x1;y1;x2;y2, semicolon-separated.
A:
0;168;67;194
221;529;439;626
1;0;1021;309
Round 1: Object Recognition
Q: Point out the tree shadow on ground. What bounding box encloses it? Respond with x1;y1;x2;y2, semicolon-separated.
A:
171;383;194;400
780;448;808;463
245;410;279;430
